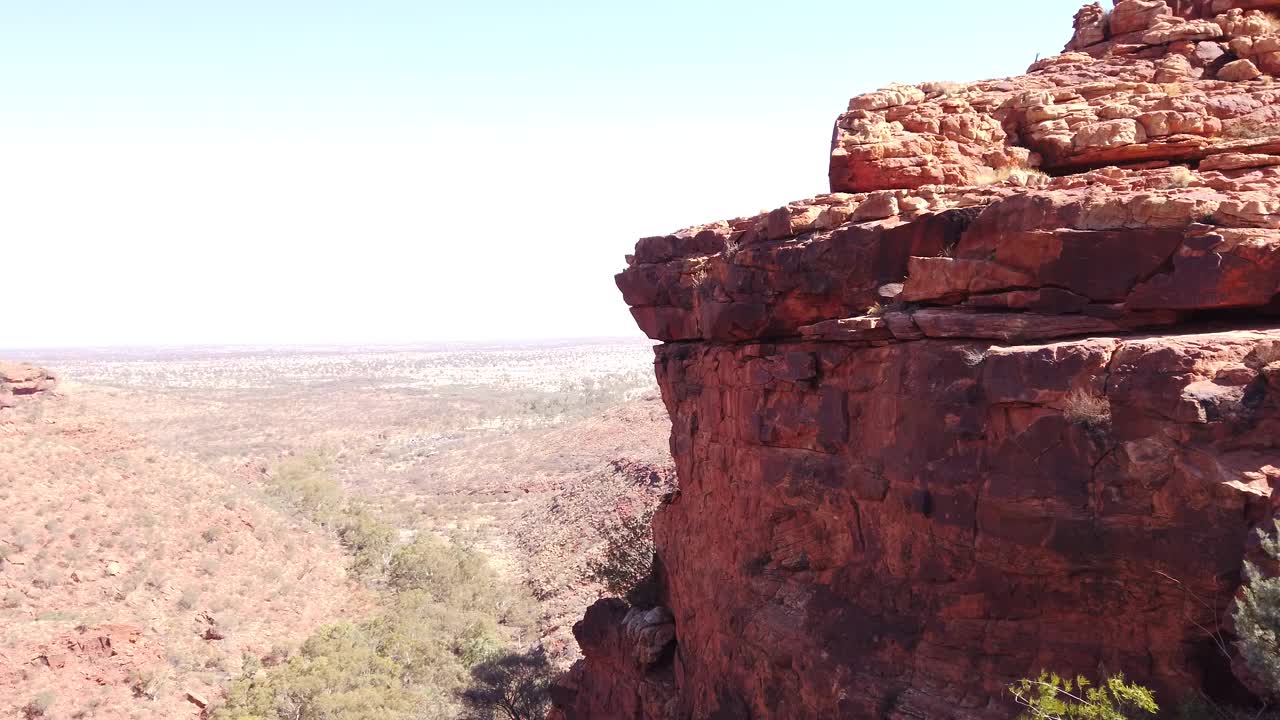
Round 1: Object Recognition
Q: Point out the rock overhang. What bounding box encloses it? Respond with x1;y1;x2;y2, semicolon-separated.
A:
558;2;1280;719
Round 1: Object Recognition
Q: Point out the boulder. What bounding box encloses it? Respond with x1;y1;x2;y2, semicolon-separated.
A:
1218;58;1264;80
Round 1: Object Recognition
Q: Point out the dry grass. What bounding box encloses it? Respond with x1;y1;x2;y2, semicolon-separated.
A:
1259;11;1280;35
920;80;966;97
973;166;1050;187
1166;165;1197;188
1223;116;1280;141
1061;390;1112;428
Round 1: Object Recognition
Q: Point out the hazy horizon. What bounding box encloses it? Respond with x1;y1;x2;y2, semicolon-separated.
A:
1;0;1085;349
2;334;654;355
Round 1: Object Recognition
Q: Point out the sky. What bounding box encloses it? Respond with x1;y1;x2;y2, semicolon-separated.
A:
0;0;1086;349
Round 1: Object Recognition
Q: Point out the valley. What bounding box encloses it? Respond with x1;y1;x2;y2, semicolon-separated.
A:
0;339;671;718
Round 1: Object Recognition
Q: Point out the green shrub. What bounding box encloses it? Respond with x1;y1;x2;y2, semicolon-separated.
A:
336;507;397;581
1234;520;1280;699
212;622;417;720
368;589;502;689
585;506;657;603
460;648;555;720
387;535;499;610
1009;672;1157;720
212;532;535;720
265;456;400;582
267;452;342;522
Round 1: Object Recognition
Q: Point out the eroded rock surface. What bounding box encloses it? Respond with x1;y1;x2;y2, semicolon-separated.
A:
0;362;56;408
830;1;1280;192
556;2;1280;719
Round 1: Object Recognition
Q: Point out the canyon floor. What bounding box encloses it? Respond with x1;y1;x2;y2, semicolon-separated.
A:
0;339;671;719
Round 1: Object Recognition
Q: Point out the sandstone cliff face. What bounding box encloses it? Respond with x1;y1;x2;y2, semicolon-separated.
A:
556;2;1280;718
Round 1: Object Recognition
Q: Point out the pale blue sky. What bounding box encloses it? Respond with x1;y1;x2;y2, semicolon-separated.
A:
1;1;1085;348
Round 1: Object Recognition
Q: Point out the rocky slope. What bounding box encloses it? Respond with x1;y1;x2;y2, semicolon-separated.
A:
554;2;1280;718
0;367;363;719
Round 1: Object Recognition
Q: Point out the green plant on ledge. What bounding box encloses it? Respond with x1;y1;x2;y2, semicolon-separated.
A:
1235;519;1280;699
1009;672;1157;720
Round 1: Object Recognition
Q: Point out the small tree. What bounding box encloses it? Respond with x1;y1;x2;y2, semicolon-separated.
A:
585;505;656;602
1009;672;1157;720
387;535;500;610
461;648;554;720
266;452;342;522
1235;519;1280;698
336;506;397;581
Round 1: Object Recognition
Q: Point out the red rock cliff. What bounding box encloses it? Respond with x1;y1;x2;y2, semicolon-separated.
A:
555;2;1280;718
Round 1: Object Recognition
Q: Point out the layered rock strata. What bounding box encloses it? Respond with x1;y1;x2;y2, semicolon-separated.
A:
555;2;1280;719
0;362;56;409
830;1;1280;192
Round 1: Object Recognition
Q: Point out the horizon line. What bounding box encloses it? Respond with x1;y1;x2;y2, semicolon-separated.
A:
1;334;655;356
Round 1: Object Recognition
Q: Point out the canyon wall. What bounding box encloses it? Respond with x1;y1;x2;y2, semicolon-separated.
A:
554;1;1280;718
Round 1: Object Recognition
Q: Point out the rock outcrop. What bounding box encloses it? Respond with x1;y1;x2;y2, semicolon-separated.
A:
555;2;1280;718
0;362;56;408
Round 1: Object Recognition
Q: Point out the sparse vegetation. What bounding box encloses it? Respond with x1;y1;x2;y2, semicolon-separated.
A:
1061;390;1111;428
126;667;165;700
585;505;657;603
266;452;343;521
214;622;419;720
22;692;55;719
1234;519;1280;700
213;531;540;720
1;341;662;718
212;453;545;719
461;647;556;720
1167;166;1196;188
1260;11;1280;35
1009;672;1157;720
920;80;966;97
974;166;1050;187
1223;117;1280;141
265;453;422;585
336;507;398;580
